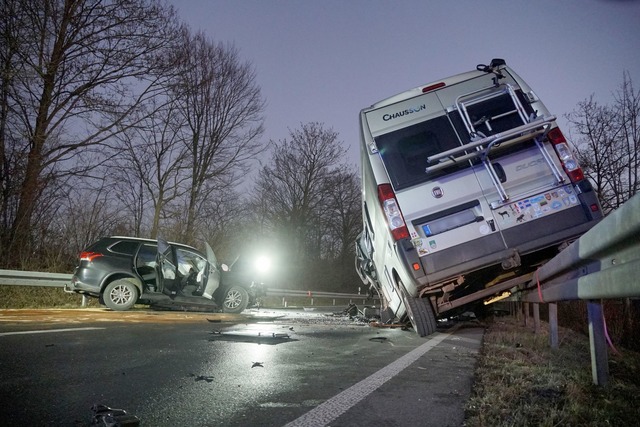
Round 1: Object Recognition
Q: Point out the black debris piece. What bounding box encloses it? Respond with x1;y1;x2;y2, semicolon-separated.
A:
90;404;140;427
188;373;214;382
346;303;358;317
251;362;264;368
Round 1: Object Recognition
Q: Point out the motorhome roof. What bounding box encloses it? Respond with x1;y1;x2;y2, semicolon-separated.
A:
368;66;505;110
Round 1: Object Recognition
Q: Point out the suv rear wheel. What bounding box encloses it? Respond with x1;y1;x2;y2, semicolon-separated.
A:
103;279;139;311
222;286;249;314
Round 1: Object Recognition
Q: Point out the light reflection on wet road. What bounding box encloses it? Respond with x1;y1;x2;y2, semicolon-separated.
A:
0;307;483;426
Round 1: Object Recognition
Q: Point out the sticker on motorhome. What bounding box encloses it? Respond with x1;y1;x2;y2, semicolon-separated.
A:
496;185;579;228
412;238;430;256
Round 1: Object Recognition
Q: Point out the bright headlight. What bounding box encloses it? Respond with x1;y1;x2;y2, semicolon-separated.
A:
254;255;271;273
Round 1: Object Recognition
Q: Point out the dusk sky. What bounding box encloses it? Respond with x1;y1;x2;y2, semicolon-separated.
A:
169;0;640;167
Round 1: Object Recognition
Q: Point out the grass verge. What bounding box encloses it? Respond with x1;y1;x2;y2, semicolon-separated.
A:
0;286;355;311
0;286;101;308
465;315;640;426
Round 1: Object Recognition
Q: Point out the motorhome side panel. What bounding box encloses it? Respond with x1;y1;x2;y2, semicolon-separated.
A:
359;115;405;312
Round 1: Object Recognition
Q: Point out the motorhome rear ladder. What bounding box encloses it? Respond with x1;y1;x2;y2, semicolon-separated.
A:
455;84;565;202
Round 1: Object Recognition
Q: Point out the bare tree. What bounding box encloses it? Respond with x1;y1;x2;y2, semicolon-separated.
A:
0;0;183;265
172;31;266;244
252;122;346;263
111;97;190;238
566;73;639;213
614;72;640;205
321;167;362;260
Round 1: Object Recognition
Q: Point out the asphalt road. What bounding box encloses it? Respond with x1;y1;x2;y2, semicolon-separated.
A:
0;307;483;426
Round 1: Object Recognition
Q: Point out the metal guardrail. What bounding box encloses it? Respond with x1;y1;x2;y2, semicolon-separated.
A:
514;192;640;386
518;193;640;303
0;270;72;288
266;287;376;301
0;270;377;304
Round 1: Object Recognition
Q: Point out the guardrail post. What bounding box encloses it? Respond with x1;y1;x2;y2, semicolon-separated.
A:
549;303;558;349
82;295;88;307
523;302;530;327
533;303;540;335
587;300;609;386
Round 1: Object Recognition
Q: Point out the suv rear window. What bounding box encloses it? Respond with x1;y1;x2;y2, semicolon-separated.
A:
376;114;467;190
109;240;140;255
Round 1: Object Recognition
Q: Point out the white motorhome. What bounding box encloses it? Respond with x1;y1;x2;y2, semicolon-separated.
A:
356;59;602;336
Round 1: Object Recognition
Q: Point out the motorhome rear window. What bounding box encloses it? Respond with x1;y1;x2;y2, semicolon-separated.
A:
376;115;466;190
463;90;534;138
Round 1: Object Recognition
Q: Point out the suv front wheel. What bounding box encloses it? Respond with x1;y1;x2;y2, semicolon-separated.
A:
103;279;139;311
222;286;249;314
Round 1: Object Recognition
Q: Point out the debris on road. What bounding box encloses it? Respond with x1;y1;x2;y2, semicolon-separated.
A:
90;404;139;426
189;373;215;383
369;321;409;330
208;329;293;345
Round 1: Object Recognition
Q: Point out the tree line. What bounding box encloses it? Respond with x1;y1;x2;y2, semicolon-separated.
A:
0;0;361;291
566;72;639;214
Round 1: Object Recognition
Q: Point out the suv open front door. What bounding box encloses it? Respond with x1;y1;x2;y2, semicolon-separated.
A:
156;238;178;296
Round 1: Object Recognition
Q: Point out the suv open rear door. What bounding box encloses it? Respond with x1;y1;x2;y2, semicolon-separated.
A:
202;242;221;299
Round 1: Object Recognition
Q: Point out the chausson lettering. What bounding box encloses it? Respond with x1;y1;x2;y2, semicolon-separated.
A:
382;104;426;121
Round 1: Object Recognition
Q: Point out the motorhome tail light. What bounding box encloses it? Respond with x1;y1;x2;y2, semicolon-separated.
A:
79;251;103;262
377;184;409;241
547;128;585;182
422;82;446;93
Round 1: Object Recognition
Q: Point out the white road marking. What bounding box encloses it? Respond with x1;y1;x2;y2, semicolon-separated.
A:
0;327;105;336
284;325;461;427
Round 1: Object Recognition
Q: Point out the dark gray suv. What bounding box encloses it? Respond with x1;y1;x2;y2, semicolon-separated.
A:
65;236;265;313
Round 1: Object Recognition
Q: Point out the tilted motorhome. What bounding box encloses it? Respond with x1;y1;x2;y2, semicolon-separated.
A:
356;59;602;336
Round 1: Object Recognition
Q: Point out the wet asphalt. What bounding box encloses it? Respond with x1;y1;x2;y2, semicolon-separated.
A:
0;307;483;426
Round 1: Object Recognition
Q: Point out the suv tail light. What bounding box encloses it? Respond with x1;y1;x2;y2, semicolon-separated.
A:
377;184;409;241
79;251;103;262
547;128;585;182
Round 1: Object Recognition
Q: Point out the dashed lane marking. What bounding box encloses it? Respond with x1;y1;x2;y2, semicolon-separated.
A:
0;327;105;336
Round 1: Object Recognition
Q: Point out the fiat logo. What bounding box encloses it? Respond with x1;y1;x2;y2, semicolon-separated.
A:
432;187;444;198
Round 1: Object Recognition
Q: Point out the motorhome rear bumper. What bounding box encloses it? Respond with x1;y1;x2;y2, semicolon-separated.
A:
402;205;600;287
